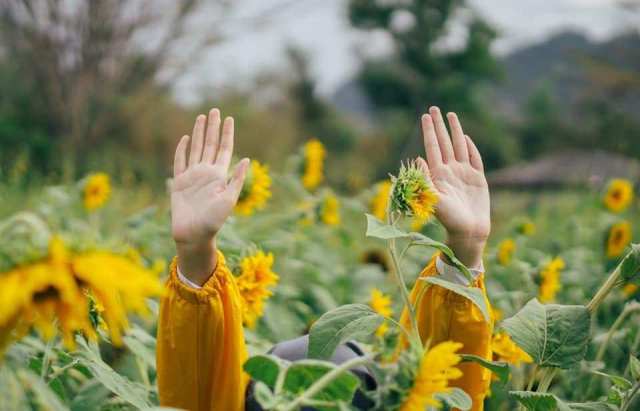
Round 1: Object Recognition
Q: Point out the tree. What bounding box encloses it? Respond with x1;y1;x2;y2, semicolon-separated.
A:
348;0;514;171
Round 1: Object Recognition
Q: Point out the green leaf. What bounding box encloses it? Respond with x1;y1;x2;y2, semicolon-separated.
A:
590;370;633;390
567;402;618;411
621;244;640;281
460;354;510;385
435;387;472;410
629;355;640;381
17;369;69;411
75;338;151;409
243;354;286;389
509;391;571;411
308;304;383;360
411;233;474;281
501;299;591;369
365;214;410;240
283;359;360;402
421;277;491;323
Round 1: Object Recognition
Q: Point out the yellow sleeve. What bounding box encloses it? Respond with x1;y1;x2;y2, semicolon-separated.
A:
156;251;248;411
401;256;494;411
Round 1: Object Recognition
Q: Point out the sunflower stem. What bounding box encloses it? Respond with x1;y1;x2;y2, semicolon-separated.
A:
587;262;623;314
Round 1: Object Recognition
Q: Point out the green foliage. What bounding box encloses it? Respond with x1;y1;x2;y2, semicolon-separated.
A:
308;304;383;360
502;299;591;369
421;277;490;322
460;354;510;385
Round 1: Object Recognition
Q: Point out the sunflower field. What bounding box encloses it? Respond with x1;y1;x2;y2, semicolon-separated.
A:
1;140;640;411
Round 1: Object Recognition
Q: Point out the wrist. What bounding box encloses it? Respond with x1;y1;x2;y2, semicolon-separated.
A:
445;234;487;269
175;238;218;286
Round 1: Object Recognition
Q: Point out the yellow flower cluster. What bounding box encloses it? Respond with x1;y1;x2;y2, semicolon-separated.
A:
491;332;532;366
302;139;326;191
320;193;341;226
497;239;516;266
607;221;632;259
236;160;272;216
538;257;565;303
369;288;392;337
84;173;111;211
518;220;536;236
371;180;392;221
236;251;279;329
400;341;463;411
391;161;439;222
603;179;634;213
0;237;164;350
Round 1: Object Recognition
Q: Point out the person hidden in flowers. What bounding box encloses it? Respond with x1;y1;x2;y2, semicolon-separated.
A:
157;106;493;410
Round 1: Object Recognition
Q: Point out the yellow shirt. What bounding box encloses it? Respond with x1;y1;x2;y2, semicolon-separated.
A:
156;252;493;411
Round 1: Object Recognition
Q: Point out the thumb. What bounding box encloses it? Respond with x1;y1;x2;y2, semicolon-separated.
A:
226;158;250;203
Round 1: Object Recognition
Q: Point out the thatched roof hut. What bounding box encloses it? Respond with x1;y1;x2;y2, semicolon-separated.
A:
488;150;640;189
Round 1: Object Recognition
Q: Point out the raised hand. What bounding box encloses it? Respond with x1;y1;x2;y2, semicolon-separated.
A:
172;108;249;285
419;106;490;268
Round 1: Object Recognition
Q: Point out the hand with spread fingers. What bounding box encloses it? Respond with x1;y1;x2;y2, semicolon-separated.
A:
419;106;491;268
171;108;250;285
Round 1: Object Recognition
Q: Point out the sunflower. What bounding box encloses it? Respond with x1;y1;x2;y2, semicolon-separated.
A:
497;239;516;266
607;221;632;259
391;161;439;221
400;341;463;411
538;257;565;303
369;288;392;337
83;173;111;211
492;332;532;366
235;251;279;329
371;180;392;221
603;179;634;213
236;160;272;216
518;220;536;236
320;193;341;226
301;139;326;191
0;236;164;349
623;284;638;298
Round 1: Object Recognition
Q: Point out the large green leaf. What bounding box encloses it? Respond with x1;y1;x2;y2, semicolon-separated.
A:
283;359;360;402
365;214;410;240
243;354;286;389
460;354;510;385
18;370;69;411
435;387;472;410
590;370;633;390
509;391;571;411
410;233;473;281
421;277;491;323
75;338;151;409
621;244;640;281
308;304;383;360
629;355;640;381
501;299;591;369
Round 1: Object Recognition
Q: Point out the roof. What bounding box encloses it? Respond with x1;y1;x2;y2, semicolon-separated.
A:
488;150;640;188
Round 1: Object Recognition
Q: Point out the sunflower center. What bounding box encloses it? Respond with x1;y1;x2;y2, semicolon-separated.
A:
33;286;60;302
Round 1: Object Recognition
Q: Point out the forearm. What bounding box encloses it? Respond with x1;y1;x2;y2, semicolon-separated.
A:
445;234;487;269
175;238;218;286
157;254;248;410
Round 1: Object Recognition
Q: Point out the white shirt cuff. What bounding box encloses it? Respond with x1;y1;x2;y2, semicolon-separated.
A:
177;266;204;289
435;256;483;286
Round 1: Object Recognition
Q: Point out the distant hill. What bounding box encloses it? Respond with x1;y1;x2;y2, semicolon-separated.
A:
332;29;640;123
492;30;640;120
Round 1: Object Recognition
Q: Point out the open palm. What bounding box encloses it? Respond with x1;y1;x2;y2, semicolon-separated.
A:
419;107;491;242
171;109;249;246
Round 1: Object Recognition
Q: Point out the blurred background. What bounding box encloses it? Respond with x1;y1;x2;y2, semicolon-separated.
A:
2;0;640;198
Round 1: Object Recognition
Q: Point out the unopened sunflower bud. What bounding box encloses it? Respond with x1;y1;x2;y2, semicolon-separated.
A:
390;161;439;221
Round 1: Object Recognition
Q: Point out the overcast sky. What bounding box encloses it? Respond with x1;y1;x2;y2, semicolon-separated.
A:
172;0;639;104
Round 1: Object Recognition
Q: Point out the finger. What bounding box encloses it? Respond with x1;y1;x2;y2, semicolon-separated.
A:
466;135;484;171
429;106;454;163
226;158;250;202
216;116;234;172
174;135;190;177
202;108;221;164
447;112;469;162
416;156;430;178
189;114;206;166
421;114;442;167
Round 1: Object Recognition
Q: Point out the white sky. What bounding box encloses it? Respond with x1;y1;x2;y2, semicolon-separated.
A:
172;0;639;104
